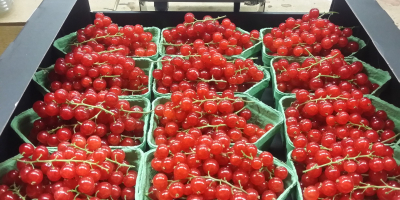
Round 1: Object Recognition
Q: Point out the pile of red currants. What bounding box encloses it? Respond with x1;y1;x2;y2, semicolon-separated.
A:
149;140;291;200
152;90;275;146
272;51;378;94
1;138;138;200
31;89;148;147
162;13;260;56
75;13;157;57
285;89;400;200
261;8;360;57
49;45;149;96
153;56;265;94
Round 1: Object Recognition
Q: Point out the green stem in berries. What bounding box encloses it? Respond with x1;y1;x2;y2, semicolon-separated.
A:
355;180;400;191
295;95;348;108
192;97;253;104
121;87;147;93
314;73;340;79
47;124;77;134
302;152;379;173
183;124;227;132
347;122;373;131
241;150;253;160
120;108;152;114
69;143;135;171
319;146;332;151
184;15;226;26
189;174;248;194
93;62;109;65
100;75;121;79
304;48;316;59
71;33;124;46
198;76;227;83
234;106;247;114
8;184;26;200
121;135;142;140
152;59;168;63
17;158;110;172
67;100;114;115
338;26;357;30
261;167;273;179
98;48;125;54
292;24;301;30
162;42;194;46
297;53;339;71
235;67;249;75
318;11;339;19
250;37;261;41
381;133;400;144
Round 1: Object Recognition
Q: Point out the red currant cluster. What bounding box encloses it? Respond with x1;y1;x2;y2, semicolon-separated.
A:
153;56;265;94
273;52;378;94
162;13;259;56
30;89;148;147
152;90;274;146
149;141;289;200
49;46;149;96
261;8;359;57
285;89;400;199
0;140;137;200
75;12;157;57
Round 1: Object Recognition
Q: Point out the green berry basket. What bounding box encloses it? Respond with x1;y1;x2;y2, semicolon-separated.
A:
53;27;161;61
259;28;367;67
32;58;154;101
0;146;144;198
278;95;400;153
158;27;262;59
286;150;304;200
268;56;390;108
152;55;270;100
10;96;151;151
147;93;283;150
138;149;297;200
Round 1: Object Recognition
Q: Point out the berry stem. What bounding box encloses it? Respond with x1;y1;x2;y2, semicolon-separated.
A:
302;152;378;173
67;100;115;115
192;97;252;104
69;144;135;171
296;53;339;71
198;76;227;83
355;181;400;191
8;184;26;200
183;124;227;132
47;124;77;134
318;11;339;19
347;121;373;131
381;133;400;144
17;158;110;172
121;87;147;93
98;48;125;54
121;135;142;140
314;73;340;79
162;42;193;46
71;33;124;46
234;106;247;114
120;108;152;114
189;174;248;194
235;67;249;75
184;15;227;25
100;75;121;79
295;95;348;108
